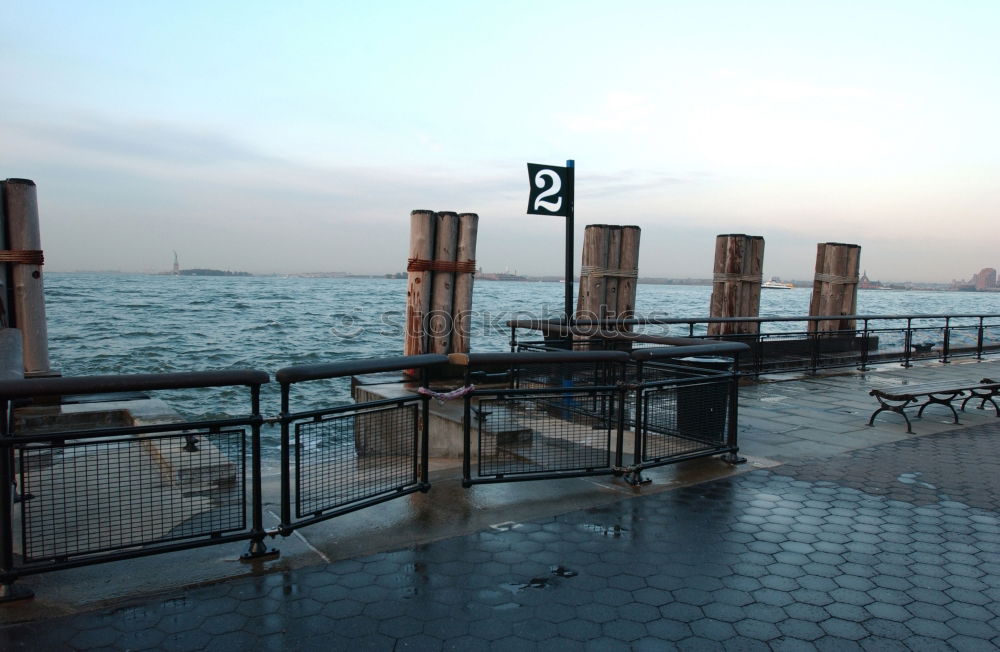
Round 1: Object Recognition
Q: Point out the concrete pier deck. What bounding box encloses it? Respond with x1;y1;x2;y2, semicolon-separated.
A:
3;357;1000;649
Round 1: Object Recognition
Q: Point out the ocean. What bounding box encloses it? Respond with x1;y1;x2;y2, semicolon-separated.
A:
41;273;999;451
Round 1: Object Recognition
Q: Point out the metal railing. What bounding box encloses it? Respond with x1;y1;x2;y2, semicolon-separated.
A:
0;370;270;601
273;355;444;532
457;343;748;486
2;345;750;600
458;351;629;484
508;313;1000;376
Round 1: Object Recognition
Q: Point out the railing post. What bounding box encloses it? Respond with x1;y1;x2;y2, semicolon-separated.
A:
509;324;517;353
632;361;645;475
614;361;626;469
942;317;951;364
419;367;431;489
721;355;746;465
0;399;32;602
753;332;763;378
809;319;820;374
242;383;278;560
279;382;292;532
977;317;985;360
462;364;473;487
858;319;870;371
902;319;913;368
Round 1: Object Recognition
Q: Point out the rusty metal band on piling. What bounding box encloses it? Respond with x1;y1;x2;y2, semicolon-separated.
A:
0;251;43;265
406;259;477;273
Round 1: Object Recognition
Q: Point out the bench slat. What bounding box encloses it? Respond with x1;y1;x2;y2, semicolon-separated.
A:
871;381;1000;401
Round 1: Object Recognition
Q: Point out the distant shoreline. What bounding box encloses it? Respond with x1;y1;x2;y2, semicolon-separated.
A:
45;269;971;291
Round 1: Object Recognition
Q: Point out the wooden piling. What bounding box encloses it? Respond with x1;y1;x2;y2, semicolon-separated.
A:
603;227;623;321
808;242;861;333
576;224;640;335
428;212;459;354
615;226;641;325
576;225;609;322
450;213;479;354
708;234;765;336
404;210;436;357
3;179;52;377
0;180;9;327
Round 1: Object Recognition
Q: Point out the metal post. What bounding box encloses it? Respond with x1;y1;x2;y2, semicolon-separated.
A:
977;317;985;360
419;367;430;490
903;319;913;367
243;383;277;560
753;332;763;378
462;365;473;487
858;319;870;371
564;160;575;326
629;361;645;484
809;320;820;374
614;363;626;469
942;317;951;364
279;383;292;530
722;355;747;464
0;399;33;602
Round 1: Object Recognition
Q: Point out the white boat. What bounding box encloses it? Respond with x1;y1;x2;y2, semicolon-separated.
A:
761;278;794;289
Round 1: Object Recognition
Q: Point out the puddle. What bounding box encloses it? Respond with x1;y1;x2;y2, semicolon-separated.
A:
496;565;578;599
550;565;577;578
393;562;430;599
579;523;630;538
897;472;937;490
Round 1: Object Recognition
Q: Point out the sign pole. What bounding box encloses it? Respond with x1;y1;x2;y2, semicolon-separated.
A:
526;159;575;328
564;160;575;325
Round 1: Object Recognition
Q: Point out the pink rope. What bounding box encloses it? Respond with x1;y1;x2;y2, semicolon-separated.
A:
417;385;476;404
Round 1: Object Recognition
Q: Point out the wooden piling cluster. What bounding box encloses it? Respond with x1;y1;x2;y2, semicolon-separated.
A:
808;242;861;333
0;178;52;377
404;210;479;357
708;234;765;336
576;225;641;325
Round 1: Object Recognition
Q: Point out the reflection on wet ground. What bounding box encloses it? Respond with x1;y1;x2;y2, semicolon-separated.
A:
5;420;1000;649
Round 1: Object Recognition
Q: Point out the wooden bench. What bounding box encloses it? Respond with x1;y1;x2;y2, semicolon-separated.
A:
868;378;1000;433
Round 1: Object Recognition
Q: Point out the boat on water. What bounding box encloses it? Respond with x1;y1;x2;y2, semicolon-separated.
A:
761;278;794;289
478;266;527;281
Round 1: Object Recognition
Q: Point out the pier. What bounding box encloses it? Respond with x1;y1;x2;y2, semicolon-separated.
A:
4;185;1000;648
3;355;1000;649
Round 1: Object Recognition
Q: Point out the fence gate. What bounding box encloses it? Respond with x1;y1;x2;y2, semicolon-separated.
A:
458;351;631;485
630;352;744;469
274;355;446;533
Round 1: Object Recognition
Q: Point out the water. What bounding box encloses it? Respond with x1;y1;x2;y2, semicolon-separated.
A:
40;273;999;449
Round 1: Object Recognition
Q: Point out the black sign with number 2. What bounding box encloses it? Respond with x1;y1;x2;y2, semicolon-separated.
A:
526;163;573;217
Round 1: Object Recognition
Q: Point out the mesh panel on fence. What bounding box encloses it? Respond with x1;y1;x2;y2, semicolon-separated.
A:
641;378;730;462
18;430;246;563
515;361;619;394
295;402;418;517
476;391;612;477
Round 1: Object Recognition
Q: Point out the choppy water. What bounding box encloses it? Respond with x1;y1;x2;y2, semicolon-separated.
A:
42;273;999;449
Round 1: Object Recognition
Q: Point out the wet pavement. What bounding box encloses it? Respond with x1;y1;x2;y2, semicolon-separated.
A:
3;359;1000;650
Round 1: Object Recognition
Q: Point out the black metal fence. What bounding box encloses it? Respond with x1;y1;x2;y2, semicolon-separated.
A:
273;355;444;532
508;313;1000;376
0;370;270;601
459;344;748;486
0;344;746;600
629;346;745;470
460;351;629;484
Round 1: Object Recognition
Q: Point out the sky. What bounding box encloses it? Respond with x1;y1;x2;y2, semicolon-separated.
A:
2;0;998;282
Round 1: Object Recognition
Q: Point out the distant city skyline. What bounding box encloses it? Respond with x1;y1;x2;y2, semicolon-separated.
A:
3;1;999;283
